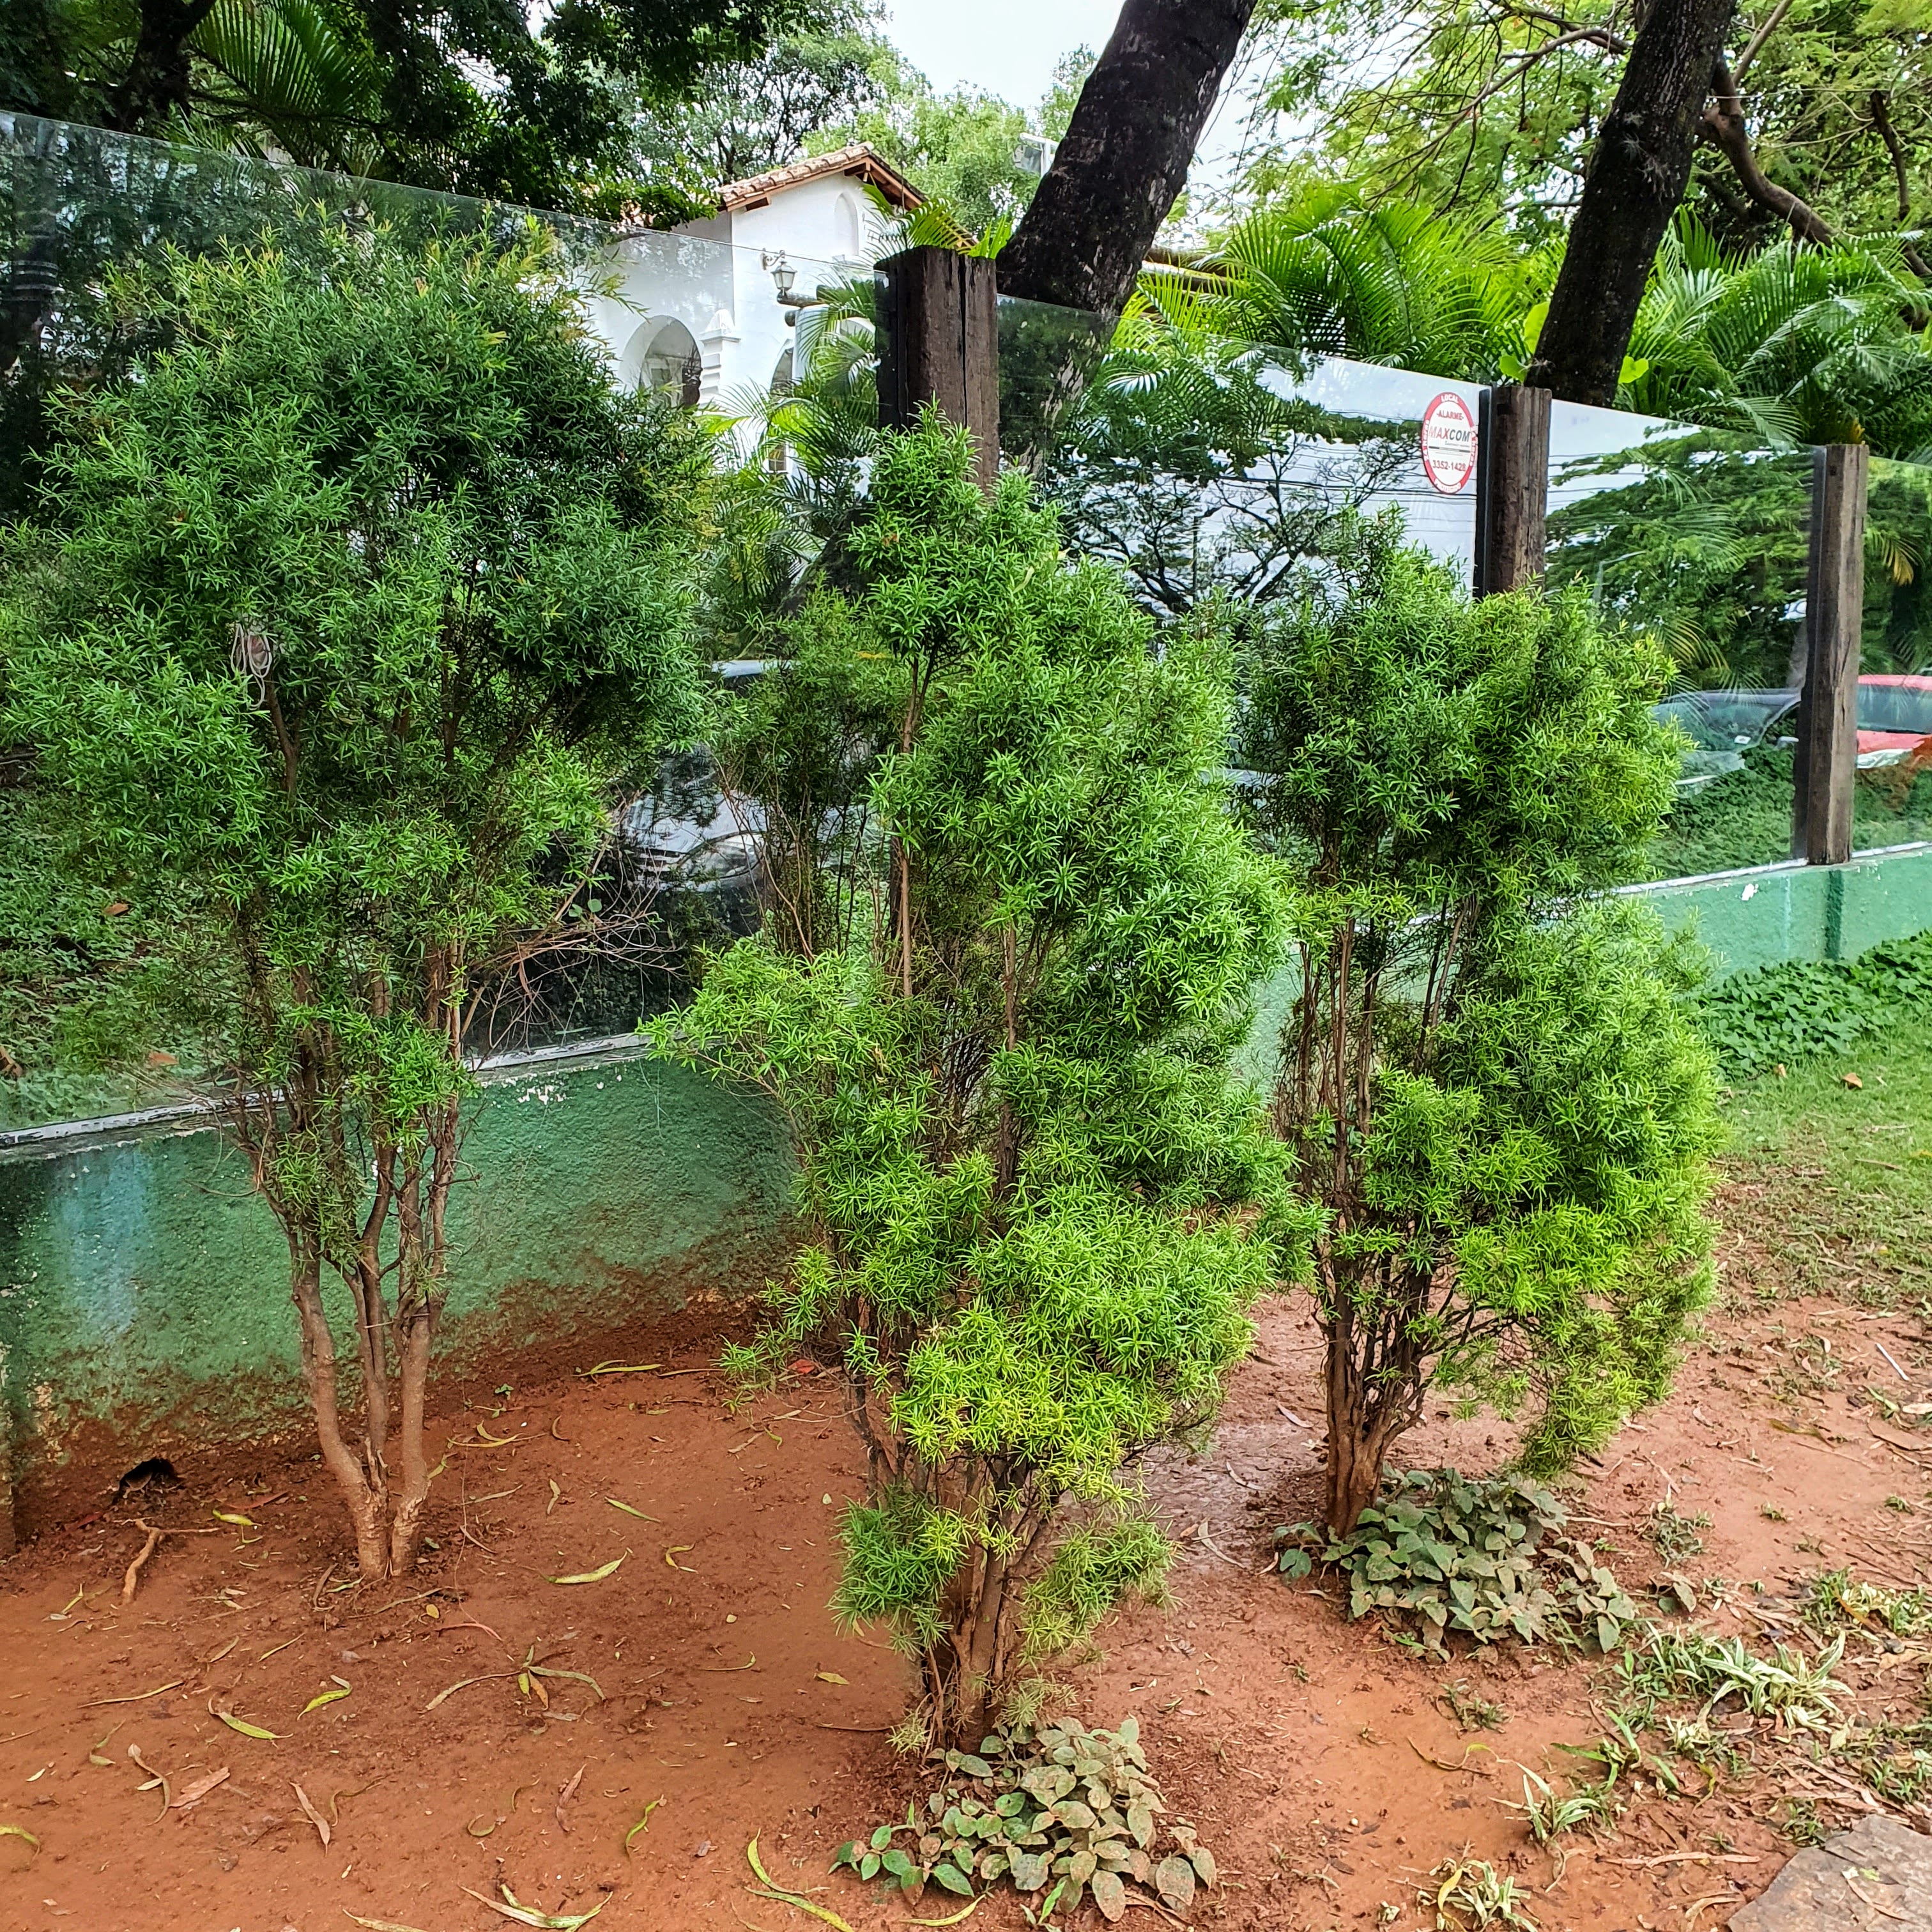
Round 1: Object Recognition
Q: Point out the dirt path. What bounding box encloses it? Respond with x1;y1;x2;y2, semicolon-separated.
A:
3;1250;1929;1931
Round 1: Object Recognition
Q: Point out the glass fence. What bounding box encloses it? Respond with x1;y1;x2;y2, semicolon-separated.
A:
4;112;1930;1134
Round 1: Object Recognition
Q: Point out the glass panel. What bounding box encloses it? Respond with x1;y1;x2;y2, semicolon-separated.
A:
1852;454;1932;852
1000;295;1482;617
0;114;850;1126
1543;394;1814;878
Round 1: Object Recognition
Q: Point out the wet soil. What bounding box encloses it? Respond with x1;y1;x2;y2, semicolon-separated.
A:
3;1171;1930;1932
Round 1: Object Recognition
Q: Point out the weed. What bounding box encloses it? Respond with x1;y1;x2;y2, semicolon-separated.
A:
1781;1797;1828;1846
1760;1506;1786;1522
832;1716;1215;1919
1277;1471;1641;1659
1617;1627;1846;1728
1803;1567;1932;1638
1513;1764;1621;1846
1440;1680;1509;1732
1645;1503;1712;1564
1423;1852;1540;1929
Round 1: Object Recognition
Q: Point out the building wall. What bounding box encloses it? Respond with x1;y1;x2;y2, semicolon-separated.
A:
1;845;1928;1551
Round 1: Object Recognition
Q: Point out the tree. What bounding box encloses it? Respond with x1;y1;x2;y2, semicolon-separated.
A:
1;222;707;1577
1524;0;1738;405
652;422;1295;1746
1238;523;1719;1531
1000;0;1259;317
0;0;827;210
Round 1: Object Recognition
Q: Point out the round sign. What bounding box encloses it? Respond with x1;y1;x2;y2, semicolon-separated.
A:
1420;391;1477;494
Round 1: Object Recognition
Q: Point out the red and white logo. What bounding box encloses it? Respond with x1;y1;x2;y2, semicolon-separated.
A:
1420;392;1478;494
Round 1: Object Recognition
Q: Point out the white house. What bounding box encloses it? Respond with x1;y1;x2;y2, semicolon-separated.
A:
576;144;924;424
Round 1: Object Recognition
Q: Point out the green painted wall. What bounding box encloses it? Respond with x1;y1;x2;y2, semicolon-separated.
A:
0;1046;793;1531
1;844;1928;1544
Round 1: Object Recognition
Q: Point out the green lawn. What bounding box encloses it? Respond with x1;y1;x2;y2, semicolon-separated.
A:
1714;1011;1932;1306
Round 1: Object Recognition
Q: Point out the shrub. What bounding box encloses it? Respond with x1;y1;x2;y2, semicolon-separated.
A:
651;421;1296;1742
1;222;706;1577
1239;520;1721;1529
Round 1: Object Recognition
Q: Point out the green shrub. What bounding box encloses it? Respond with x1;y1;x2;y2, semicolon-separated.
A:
1239;520;1722;1528
652;422;1296;1743
1;222;707;1577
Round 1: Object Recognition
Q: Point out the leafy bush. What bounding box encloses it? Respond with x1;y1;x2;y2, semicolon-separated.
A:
1239;521;1721;1529
1275;1469;1641;1657
1691;927;1932;1075
651;422;1295;1743
2;223;707;1577
832;1717;1215;1922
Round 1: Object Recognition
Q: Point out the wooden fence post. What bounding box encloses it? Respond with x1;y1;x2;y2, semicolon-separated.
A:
1473;384;1552;597
1791;443;1869;866
873;247;1000;489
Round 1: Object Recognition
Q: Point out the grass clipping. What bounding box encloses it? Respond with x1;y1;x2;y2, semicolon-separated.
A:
1276;1470;1642;1658
832;1718;1214;1922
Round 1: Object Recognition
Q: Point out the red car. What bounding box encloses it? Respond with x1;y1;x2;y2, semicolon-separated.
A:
1856;675;1932;764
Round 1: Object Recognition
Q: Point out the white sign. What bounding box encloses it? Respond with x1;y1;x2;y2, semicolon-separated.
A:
1420;392;1477;494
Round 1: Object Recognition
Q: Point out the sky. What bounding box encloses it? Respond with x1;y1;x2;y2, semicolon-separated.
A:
882;0;1258;203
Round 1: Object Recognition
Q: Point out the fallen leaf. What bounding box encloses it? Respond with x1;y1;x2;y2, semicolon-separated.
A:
607;1498;659;1521
292;1782;330;1848
745;1836;858;1932
555;1763;585;1834
788;1360;817;1377
211;1510;254;1527
213;1706;278;1741
343;1915;433;1932
1845;1073;1865;1088
302;1679;352;1715
815;1671;849;1685
459;1882;609;1928
624;1796;666;1855
548;1480;562;1515
579;1361;661;1377
84;1680;183;1708
474;1423;516;1446
170;1767;231;1813
548;1551;629;1585
699;1654;756;1672
0;1822;40;1853
664;1544;695;1571
424;1672;515;1711
909;1903;981;1927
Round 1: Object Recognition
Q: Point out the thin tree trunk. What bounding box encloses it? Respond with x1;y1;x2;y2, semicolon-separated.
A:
289;1248;390;1580
108;0;218;132
1526;0;1740;405
998;0;1258;320
387;1306;434;1574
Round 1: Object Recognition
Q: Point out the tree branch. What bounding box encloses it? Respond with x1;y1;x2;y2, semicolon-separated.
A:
1698;57;1833;245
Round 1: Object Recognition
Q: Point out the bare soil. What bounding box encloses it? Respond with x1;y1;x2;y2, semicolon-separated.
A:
3;1165;1930;1932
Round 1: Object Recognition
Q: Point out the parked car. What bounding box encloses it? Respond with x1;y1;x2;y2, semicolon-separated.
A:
1654;677;1932;788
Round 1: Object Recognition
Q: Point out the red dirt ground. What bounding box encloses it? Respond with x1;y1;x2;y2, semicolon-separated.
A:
4;1186;1931;1932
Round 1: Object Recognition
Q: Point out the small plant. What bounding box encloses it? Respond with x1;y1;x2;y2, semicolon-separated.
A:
1760;1506;1786;1521
1804;1567;1932;1638
1782;1797;1828;1846
1424;1852;1540;1929
1513;1764;1621;1847
832;1717;1215;1922
1645;1503;1712;1564
1440;1680;1509;1731
1616;1627;1846;1728
1276;1469;1641;1657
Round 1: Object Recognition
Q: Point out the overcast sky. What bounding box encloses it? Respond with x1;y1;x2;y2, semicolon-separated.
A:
881;0;1257;203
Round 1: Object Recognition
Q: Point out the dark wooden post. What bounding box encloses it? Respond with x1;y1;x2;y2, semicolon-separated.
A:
1473;384;1552;597
873;247;1000;489
1791;443;1869;865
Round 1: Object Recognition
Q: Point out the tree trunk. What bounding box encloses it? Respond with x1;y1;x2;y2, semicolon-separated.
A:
108;0;217;132
288;1249;391;1581
997;0;1257;319
1526;0;1739;406
1322;1330;1408;1535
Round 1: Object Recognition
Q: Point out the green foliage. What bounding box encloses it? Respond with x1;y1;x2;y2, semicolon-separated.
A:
1;218;705;1571
1691;928;1932;1075
652;422;1292;1738
1275;1469;1641;1657
1614;1627;1847;1726
831;1717;1216;1921
1425;1853;1541;1929
1241;521;1721;1525
1804;1567;1932;1639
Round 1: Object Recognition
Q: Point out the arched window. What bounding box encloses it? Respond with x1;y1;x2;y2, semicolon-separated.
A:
832;192;863;263
620;317;703;406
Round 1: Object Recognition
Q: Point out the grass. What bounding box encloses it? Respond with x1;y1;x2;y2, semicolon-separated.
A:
1712;1009;1932;1305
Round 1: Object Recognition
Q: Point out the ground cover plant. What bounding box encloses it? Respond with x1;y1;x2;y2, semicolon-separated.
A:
1275;1469;1643;1657
652;419;1295;1745
831;1715;1216;1921
1692;927;1932;1077
1239;519;1723;1529
0;221;707;1578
